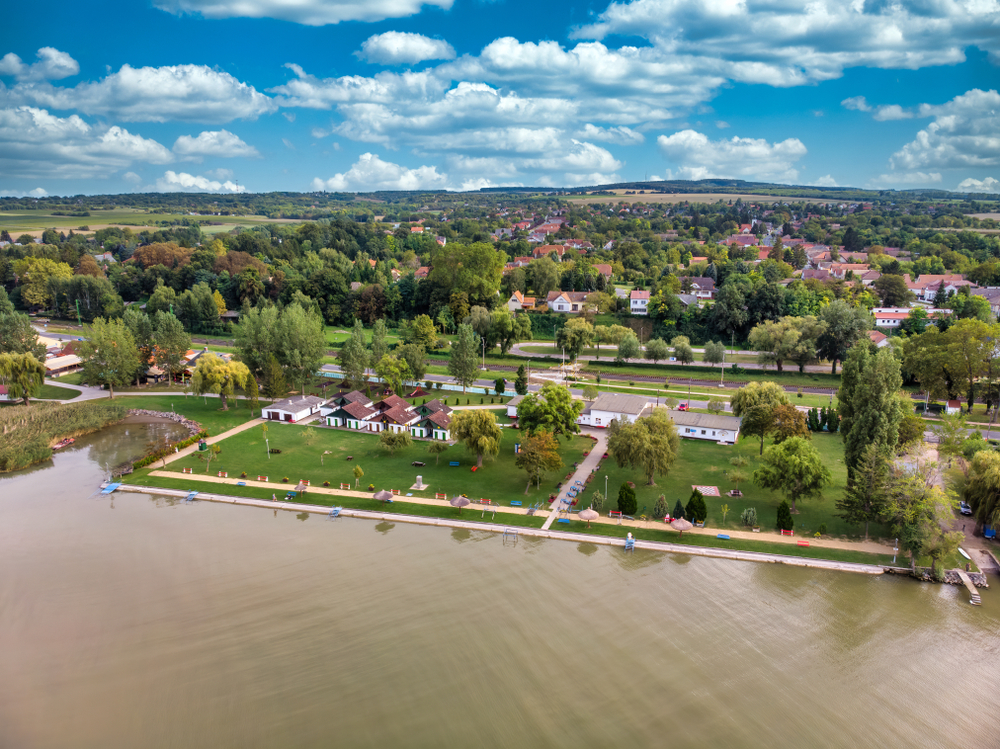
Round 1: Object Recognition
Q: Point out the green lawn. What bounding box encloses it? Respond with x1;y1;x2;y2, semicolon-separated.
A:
582;363;845;389
38;383;80;400
593;432;892;542
110;395;257;435
155;422;592;506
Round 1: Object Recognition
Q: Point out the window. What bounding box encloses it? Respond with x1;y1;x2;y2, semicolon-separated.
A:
701;430;706;435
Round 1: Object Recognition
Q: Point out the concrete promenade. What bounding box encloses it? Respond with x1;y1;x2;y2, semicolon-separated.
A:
114;483;888;576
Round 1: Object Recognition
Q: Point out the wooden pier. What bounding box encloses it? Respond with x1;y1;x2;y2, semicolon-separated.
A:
955;569;982;605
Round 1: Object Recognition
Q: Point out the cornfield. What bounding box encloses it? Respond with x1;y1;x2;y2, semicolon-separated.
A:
0;401;128;472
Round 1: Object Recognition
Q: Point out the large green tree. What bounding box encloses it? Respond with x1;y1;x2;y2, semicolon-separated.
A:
276;303;325;392
190;353;251;411
233;305;280;378
730;381;790;455
375;354;411;397
556;317;594;361
0;352;45;406
449;323;479;393
606;407;680;486
817;300;870;375
450;409;503;468
515;430;563;492
516;382;583;440
753;436;832;513
339;319;369;389
836;443;890;540
122;306;153;385
152;311;191;388
838;342;904;476
428;242;506;306
962;449;1000;533
80;317;140;399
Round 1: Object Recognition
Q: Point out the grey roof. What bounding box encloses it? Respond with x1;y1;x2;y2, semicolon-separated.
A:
676;294;698;306
670;411;742;432
590;392;650;415
269;395;327;412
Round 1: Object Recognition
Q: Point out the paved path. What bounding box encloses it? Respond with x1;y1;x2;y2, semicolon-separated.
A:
159;417;265;467
541;428;608;530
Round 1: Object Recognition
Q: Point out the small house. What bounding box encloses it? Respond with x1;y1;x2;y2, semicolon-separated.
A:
945;400;962;416
264;395;328;423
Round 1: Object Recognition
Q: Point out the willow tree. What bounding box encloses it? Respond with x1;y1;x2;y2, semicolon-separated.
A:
753;436;831;513
606;406;680;486
191;353;251;411
450;409;502;468
0;352;46;406
80;317;140;399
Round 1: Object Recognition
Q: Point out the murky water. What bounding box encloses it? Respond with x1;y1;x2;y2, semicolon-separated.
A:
1;423;998;748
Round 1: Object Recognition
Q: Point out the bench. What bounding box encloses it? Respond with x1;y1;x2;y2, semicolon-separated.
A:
391;489;400;495
609;510;623;524
328;506;342;518
449;461;460;467
182;467;192;474
237;481;246;486
510;501;523;507
797;540;810;547
217;471;228;478
299;479;310;486
557;518;570;524
717;534;730;540
780;529;794;537
257;475;268;481
435;492;447;500
411;461;425;467
471;466;477;472
339;483;350;490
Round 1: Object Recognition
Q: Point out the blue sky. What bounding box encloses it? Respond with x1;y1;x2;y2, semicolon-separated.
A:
1;0;998;197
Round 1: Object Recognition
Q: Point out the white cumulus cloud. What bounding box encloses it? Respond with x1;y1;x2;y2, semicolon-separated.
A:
657;130;807;182
957;177;1000;193
868;172;942;187
0;106;172;180
358;32;456;65
0;47;79;82
173;129;260;159
891;89;1000;171
312;153;448;191
11;64;276;123
814;175;838;187
577;123;644;145
153;0;454;25
152;170;246;192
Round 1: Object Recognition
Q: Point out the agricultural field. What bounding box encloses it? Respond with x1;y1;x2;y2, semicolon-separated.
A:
570;192;841;205
0;209;293;236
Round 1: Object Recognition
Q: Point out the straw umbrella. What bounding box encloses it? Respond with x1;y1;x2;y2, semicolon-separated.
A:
373;489;393;502
295;481;308;494
670;517;693;537
578;508;599;528
450;495;471;513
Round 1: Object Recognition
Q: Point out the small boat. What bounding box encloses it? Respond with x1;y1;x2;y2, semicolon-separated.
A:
959;548;971;561
52;438;75;450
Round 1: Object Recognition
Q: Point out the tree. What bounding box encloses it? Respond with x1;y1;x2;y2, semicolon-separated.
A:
379;430;412;456
80;317;140;399
397;343;427;386
962;449;1000;532
514;364;529;395
191;353;251;411
122;306;153;385
775;500;794;532
836;444;889;540
262;356;288;400
246;375;259;414
529;256;560;298
883;463;959;573
590;490;605;512
492;308;532;355
201;442;222;474
408;314;438;350
933;411;968;466
353;464;364;489
671;335;694;365
517;382;583;440
617;484;637;516
707;398;725;414
726;468;747;493
582;384;599;401
494;377;506;395
339;320;369;389
466;305;492;340
704;340;726;367
13;257;72;308
450;409;503;468
818;300;870;374
233;306;279;378
645;337;669;364
616;332;640;364
0;352;45;406
606;407;680;485
749;318;799;373
685;489;707;523
771;403;809;443
556;318;594;361
370;318;389;371
730;381;790;454
0;309;46;359
838;342;904;476
873;274;915;306
427;440;449;465
277;303;326;393
653;494;669;519
515;430;563;492
152;311;191;388
671;499;685;520
753;436;832;513
448;323;479;393
375;354;411;397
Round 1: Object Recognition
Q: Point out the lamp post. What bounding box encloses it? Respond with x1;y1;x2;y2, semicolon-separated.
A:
605;474;608;500
720;350;724;387
481;337;486;371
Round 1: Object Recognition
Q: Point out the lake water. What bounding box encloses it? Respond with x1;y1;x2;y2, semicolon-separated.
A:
1;422;998;748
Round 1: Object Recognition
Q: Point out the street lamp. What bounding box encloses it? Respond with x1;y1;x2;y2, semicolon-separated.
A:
605;474;608;499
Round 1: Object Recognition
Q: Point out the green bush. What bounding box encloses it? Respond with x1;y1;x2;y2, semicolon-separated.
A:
685;489;707;522
740;507;758;527
672;499;685;520
776;500;794;531
617;484;637;515
817;523;827;535
653;494;669;519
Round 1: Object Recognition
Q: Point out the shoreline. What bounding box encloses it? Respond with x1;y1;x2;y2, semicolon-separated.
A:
115;483;892;576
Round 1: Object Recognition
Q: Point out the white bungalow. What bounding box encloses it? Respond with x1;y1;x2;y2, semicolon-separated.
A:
264;395;328;423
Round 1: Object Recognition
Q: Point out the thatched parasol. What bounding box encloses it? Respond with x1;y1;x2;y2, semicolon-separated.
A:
670;517;694;536
295;482;308;493
450;495;471;512
373;489;393;502
578;508;599;528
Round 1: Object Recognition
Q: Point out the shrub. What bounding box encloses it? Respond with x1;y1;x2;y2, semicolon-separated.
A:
740;507;758;527
653;494;669;519
323;480;330;487
282;477;289;483
269;448;281;454
797;388;803;398
685;489;707;523
672;499;685;520
617;484;637;515
817;523;827;535
776;500;794;531
480;397;484;404
367;483;375;491
628;381;635;387
240;471;247;478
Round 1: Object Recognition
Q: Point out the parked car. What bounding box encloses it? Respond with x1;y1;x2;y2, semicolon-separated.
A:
960;501;973;516
678;403;689;411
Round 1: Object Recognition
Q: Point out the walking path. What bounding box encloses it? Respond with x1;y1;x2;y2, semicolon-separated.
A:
113;484;888;576
541;428;608;530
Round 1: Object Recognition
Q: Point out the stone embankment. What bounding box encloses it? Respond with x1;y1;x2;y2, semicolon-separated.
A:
126;409;202;436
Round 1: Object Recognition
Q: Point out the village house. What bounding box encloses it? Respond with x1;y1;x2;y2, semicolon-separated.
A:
571;392;741;443
507;290;536;312
264;395;328;423
532;244;566;260
630;289;650;315
685;277;716;299
546;290;591;314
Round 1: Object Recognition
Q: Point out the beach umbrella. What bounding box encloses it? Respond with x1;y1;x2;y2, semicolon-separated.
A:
670;517;694;536
450;495;471;512
578;508;599;528
295;482;308;493
373;490;393;502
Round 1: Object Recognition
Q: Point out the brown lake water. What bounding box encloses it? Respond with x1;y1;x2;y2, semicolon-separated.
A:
1;422;998;748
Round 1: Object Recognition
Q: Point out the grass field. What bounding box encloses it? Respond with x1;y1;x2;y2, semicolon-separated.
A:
110;395;258;435
38;383;80;400
567;191;842;205
0;209;291;235
154;422;592;506
592;432;894;542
